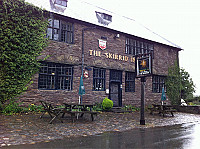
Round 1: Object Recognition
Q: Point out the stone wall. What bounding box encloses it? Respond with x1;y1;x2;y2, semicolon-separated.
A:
175;106;200;114
19;19;180;107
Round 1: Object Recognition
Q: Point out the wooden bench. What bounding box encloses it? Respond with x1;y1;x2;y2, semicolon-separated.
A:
40;100;65;124
40;101;99;123
161;109;177;117
64;110;98;122
149;104;177;117
62;103;99;122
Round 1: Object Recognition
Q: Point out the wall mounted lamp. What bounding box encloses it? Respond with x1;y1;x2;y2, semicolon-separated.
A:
114;34;120;39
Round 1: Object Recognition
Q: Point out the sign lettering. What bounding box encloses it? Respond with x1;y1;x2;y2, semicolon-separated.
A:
89;50;135;63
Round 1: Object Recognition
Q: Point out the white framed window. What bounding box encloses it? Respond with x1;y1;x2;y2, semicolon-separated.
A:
54;0;68;7
47;14;74;44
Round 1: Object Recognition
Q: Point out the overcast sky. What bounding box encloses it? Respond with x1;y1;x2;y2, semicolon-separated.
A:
80;0;200;96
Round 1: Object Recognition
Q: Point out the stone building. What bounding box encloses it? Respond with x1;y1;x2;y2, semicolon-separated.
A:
22;0;182;107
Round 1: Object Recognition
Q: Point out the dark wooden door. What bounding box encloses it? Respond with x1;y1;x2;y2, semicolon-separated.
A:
110;82;119;107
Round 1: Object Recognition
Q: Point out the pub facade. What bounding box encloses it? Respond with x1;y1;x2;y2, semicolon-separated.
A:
21;0;182;107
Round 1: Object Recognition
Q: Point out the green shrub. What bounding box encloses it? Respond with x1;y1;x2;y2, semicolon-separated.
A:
1;100;44;115
28;104;44;112
122;105;140;112
2;100;24;115
102;97;113;111
93;102;103;111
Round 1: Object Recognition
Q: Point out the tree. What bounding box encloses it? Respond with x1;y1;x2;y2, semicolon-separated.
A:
0;0;48;106
180;68;195;101
166;62;195;105
166;61;181;105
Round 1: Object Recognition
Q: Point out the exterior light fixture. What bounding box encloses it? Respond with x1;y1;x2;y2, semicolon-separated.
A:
114;34;120;39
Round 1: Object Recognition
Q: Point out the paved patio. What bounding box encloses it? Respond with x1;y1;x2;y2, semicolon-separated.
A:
1;111;200;147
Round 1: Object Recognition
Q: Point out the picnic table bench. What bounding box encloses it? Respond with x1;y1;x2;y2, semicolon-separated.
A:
149;104;177;117
39;100;65;124
39;101;98;124
63;103;98;122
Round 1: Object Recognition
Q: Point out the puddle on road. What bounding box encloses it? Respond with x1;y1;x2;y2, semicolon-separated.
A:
182;123;200;149
3;122;200;149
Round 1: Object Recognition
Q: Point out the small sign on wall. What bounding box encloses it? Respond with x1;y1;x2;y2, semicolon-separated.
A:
84;70;89;78
98;39;107;50
106;89;109;94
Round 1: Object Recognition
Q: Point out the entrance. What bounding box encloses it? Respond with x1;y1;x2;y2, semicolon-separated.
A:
109;70;122;107
110;82;120;107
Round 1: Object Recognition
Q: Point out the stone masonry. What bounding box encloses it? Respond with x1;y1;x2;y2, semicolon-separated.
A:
19;16;180;107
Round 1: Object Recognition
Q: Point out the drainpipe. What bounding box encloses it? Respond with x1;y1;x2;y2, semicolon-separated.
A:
80;26;96;104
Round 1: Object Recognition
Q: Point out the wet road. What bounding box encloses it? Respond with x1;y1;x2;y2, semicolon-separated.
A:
3;122;200;149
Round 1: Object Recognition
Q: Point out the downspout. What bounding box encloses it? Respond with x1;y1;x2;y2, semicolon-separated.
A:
80;26;96;104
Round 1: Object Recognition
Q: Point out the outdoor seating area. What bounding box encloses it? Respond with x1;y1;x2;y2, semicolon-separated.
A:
149;104;177;117
148;87;177;117
62;103;98;122
40;101;98;124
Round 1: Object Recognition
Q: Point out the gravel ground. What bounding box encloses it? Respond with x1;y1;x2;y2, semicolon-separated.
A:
0;111;200;147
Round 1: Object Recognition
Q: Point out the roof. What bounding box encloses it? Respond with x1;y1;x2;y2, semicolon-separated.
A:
25;0;182;50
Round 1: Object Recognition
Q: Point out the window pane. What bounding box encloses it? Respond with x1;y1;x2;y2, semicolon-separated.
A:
54;19;59;28
125;72;135;92
61;22;73;43
125;38;154;57
62;23;67;30
70;32;73;43
58;76;64;89
57;66;72;90
47;15;74;43
125;46;128;54
48;64;56;75
67;23;72;31
61;30;66;42
55;0;62;4
93;68;105;91
39;62;73;90
149;44;154;50
47;75;56;89
39;74;48;89
153;83;157;93
152;76;166;93
55;0;67;6
62;1;67;6
94;68;98;77
47;28;52;39
67;31;71;43
48;19;53;27
40;63;48;73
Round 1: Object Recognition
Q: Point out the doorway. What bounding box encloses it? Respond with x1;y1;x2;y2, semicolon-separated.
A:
109;70;122;107
110;82;120;107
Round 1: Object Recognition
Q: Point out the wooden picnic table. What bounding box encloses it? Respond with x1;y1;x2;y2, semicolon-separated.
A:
62;103;98;122
40;100;65;124
149;104;177;117
39;101;98;124
63;103;94;111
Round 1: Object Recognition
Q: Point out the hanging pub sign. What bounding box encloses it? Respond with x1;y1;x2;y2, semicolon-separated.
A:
136;54;152;77
98;39;107;50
